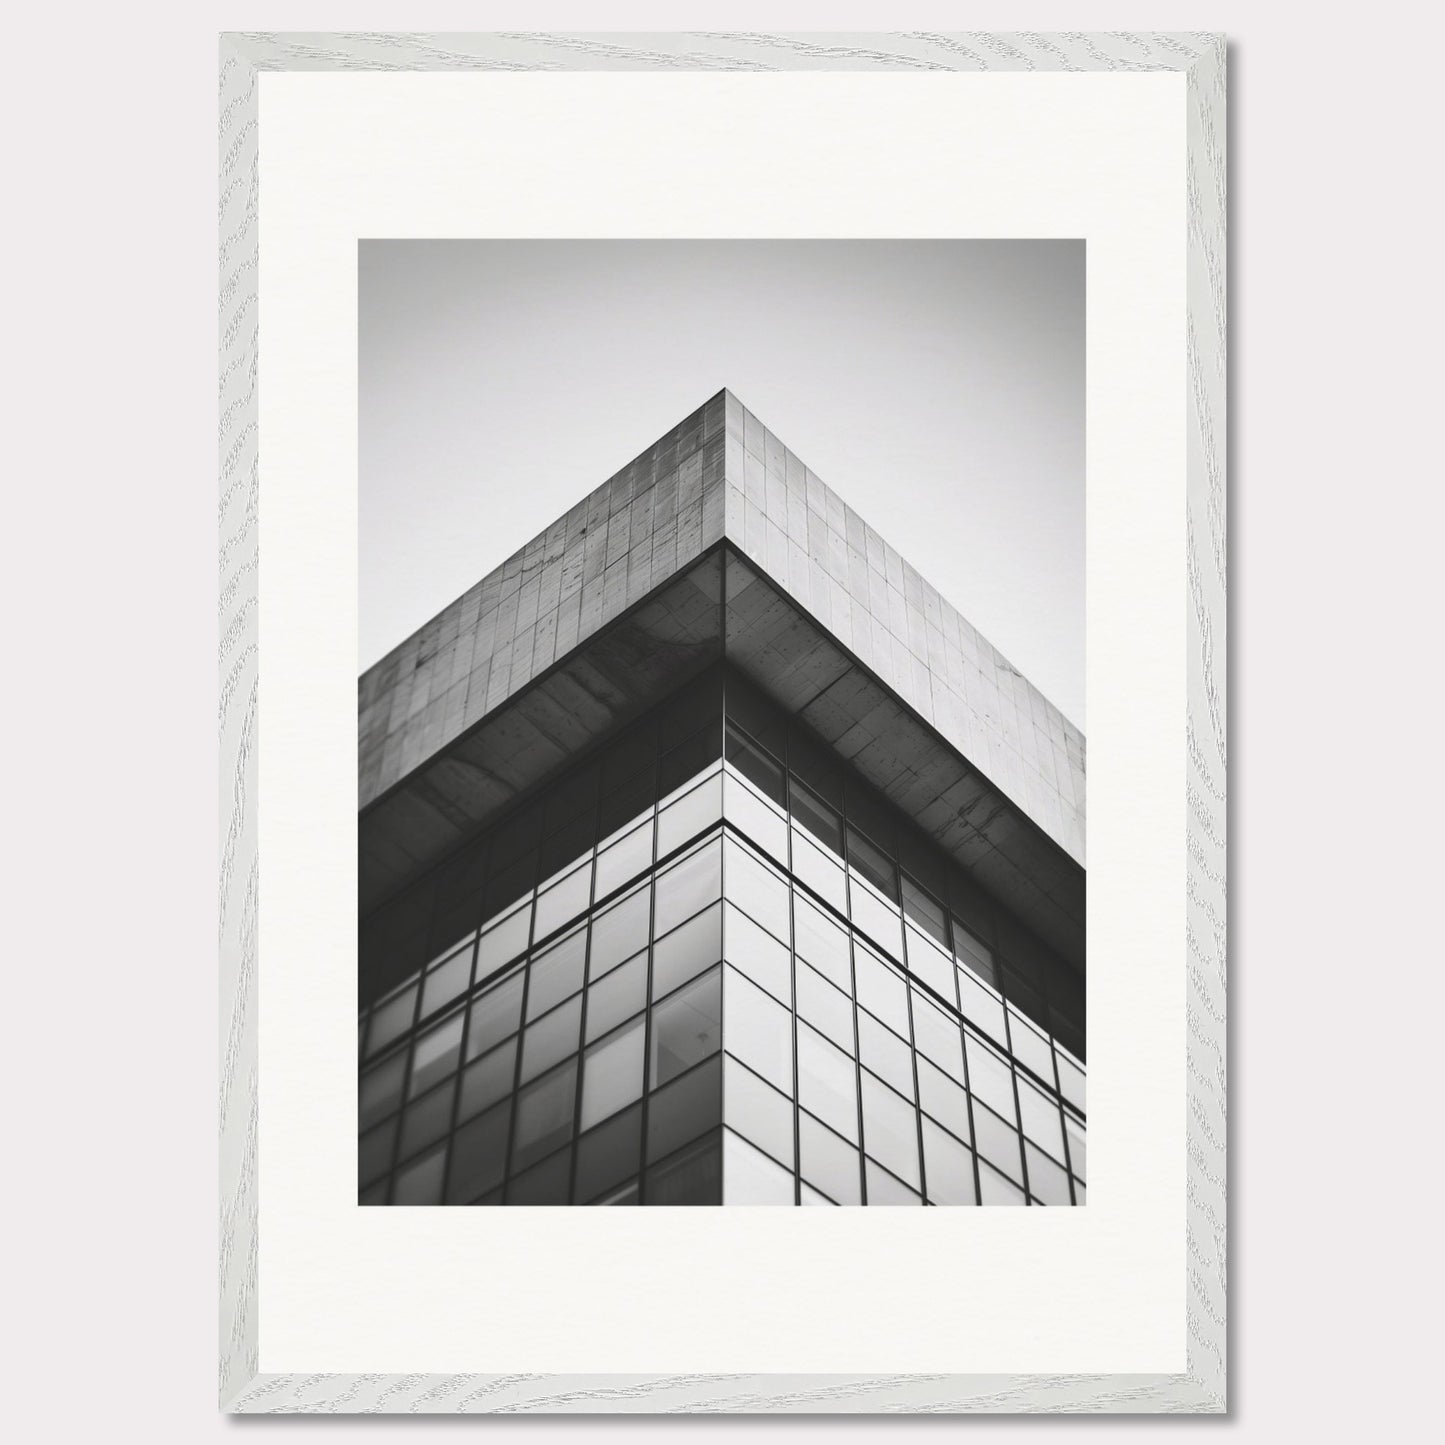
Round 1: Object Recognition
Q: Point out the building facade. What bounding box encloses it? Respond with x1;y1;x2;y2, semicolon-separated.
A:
358;391;1086;1206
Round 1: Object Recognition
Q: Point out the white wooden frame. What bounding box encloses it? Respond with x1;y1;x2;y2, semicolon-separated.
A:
218;30;1226;1413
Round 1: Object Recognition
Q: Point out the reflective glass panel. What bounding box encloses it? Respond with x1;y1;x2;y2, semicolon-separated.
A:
723;1128;794;1204
850;876;904;961
359;1118;396;1188
921;1117;976;1205
654;838;722;937
790;827;848;913
1064;1112;1087;1183
722;1055;794;1168
724;770;788;860
456;1038;517;1124
477;902;531;976
953;926;996;987
957;966;1008;1044
724;903;791;1004
900;876;949;946
589;885;651;980
799;1113;861;1205
799;1182;834;1206
446;1099;509;1202
905;924;957;1006
652;901;722;1000
509;1146;572;1204
971;1098;1023;1183
511;1060;577;1173
399;1080;456;1162
911;990;964;1082
650;966;722;1088
518;995;582;1084
359;1053;406;1132
656;772;722;858
594;817;653;900
1007;1006;1055;1084
647;1055;722;1162
792;894;850;993
580;1015;645;1131
724;837;790;943
393;1143;446;1205
575;1103;642;1203
723;968;794;1097
646;1131;721;1205
583;950;647;1042
853;945;909;1037
866;1159;922;1205
1026;1142;1072;1205
860;1071;920;1190
796;963;855;1055
978;1158;1027;1205
797;1023;859;1143
533;862;591;942
965;1032;1017;1125
366;983;417;1057
857;1009;915;1101
1016;1074;1066;1162
790;780;842;855
916;1055;970;1142
465;967;524;1061
525;926;587;1020
408;1011;464;1098
1056;1051;1087;1114
422;945;473;1019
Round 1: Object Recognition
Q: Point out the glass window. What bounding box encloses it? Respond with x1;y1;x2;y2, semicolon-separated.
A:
978;1158;1027;1205
533;861;591;942
477;900;531;976
1064;1112;1087;1183
790;827;848;913
866;1159;922;1205
509;1147;573;1205
652;901;722;1000
792;894;850;993
799;1112;861;1205
722;1055;794;1169
725;724;786;804
921;1117;976;1205
650;966;722;1088
723;837;791;943
846;825;896;899
905;924;957;1006
916;1056;970;1142
860;1071;920;1190
446;1099;509;1202
857;1009;915;1101
965;1032;1017;1125
359;1117;396;1188
1026;1142;1072;1205
399;1080;456;1162
723;967;794;1097
1056;1051;1087;1115
1017;1075;1067;1162
589;884;651;980
392;1143;446;1205
790;779;842;855
647;1055;722;1162
575;1103;642;1203
525;926;587;1020
596;1180;640;1206
518;995;582;1084
853;943;909;1037
656;771;722;858
465;967;524;1061
1007;1007;1055;1085
421;944;473;1019
849;875;904;961
953;925;996;988
797;1023;859;1143
584;951;647;1042
654;838;722;937
911;990;965;1083
724;903;791;1004
957;966;1008;1044
594;818;653;901
580;1015;645;1131
723;1128;794;1204
408;1011;464;1098
796;963;855;1055
646;1131;721;1205
366;981;417;1057
456;1037;517;1124
900;876;948;946
723;770;788;860
971;1099;1023;1184
511;1059;577;1173
359;1052;406;1132
799;1182;834;1206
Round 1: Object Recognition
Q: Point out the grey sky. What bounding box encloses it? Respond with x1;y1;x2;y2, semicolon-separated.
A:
360;240;1084;727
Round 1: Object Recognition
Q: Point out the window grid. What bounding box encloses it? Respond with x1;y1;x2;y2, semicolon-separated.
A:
360;667;1084;1205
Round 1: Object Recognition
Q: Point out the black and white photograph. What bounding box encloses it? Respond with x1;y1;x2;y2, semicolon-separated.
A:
356;240;1087;1207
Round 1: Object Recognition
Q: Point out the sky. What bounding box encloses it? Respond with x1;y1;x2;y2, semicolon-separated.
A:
360;240;1084;728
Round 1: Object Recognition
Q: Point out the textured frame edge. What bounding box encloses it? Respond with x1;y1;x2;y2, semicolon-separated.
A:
218;30;1226;1414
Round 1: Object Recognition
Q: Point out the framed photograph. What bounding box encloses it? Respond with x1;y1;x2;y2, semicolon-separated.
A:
219;31;1226;1412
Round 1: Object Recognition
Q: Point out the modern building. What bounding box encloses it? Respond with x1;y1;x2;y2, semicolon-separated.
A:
358;390;1086;1206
